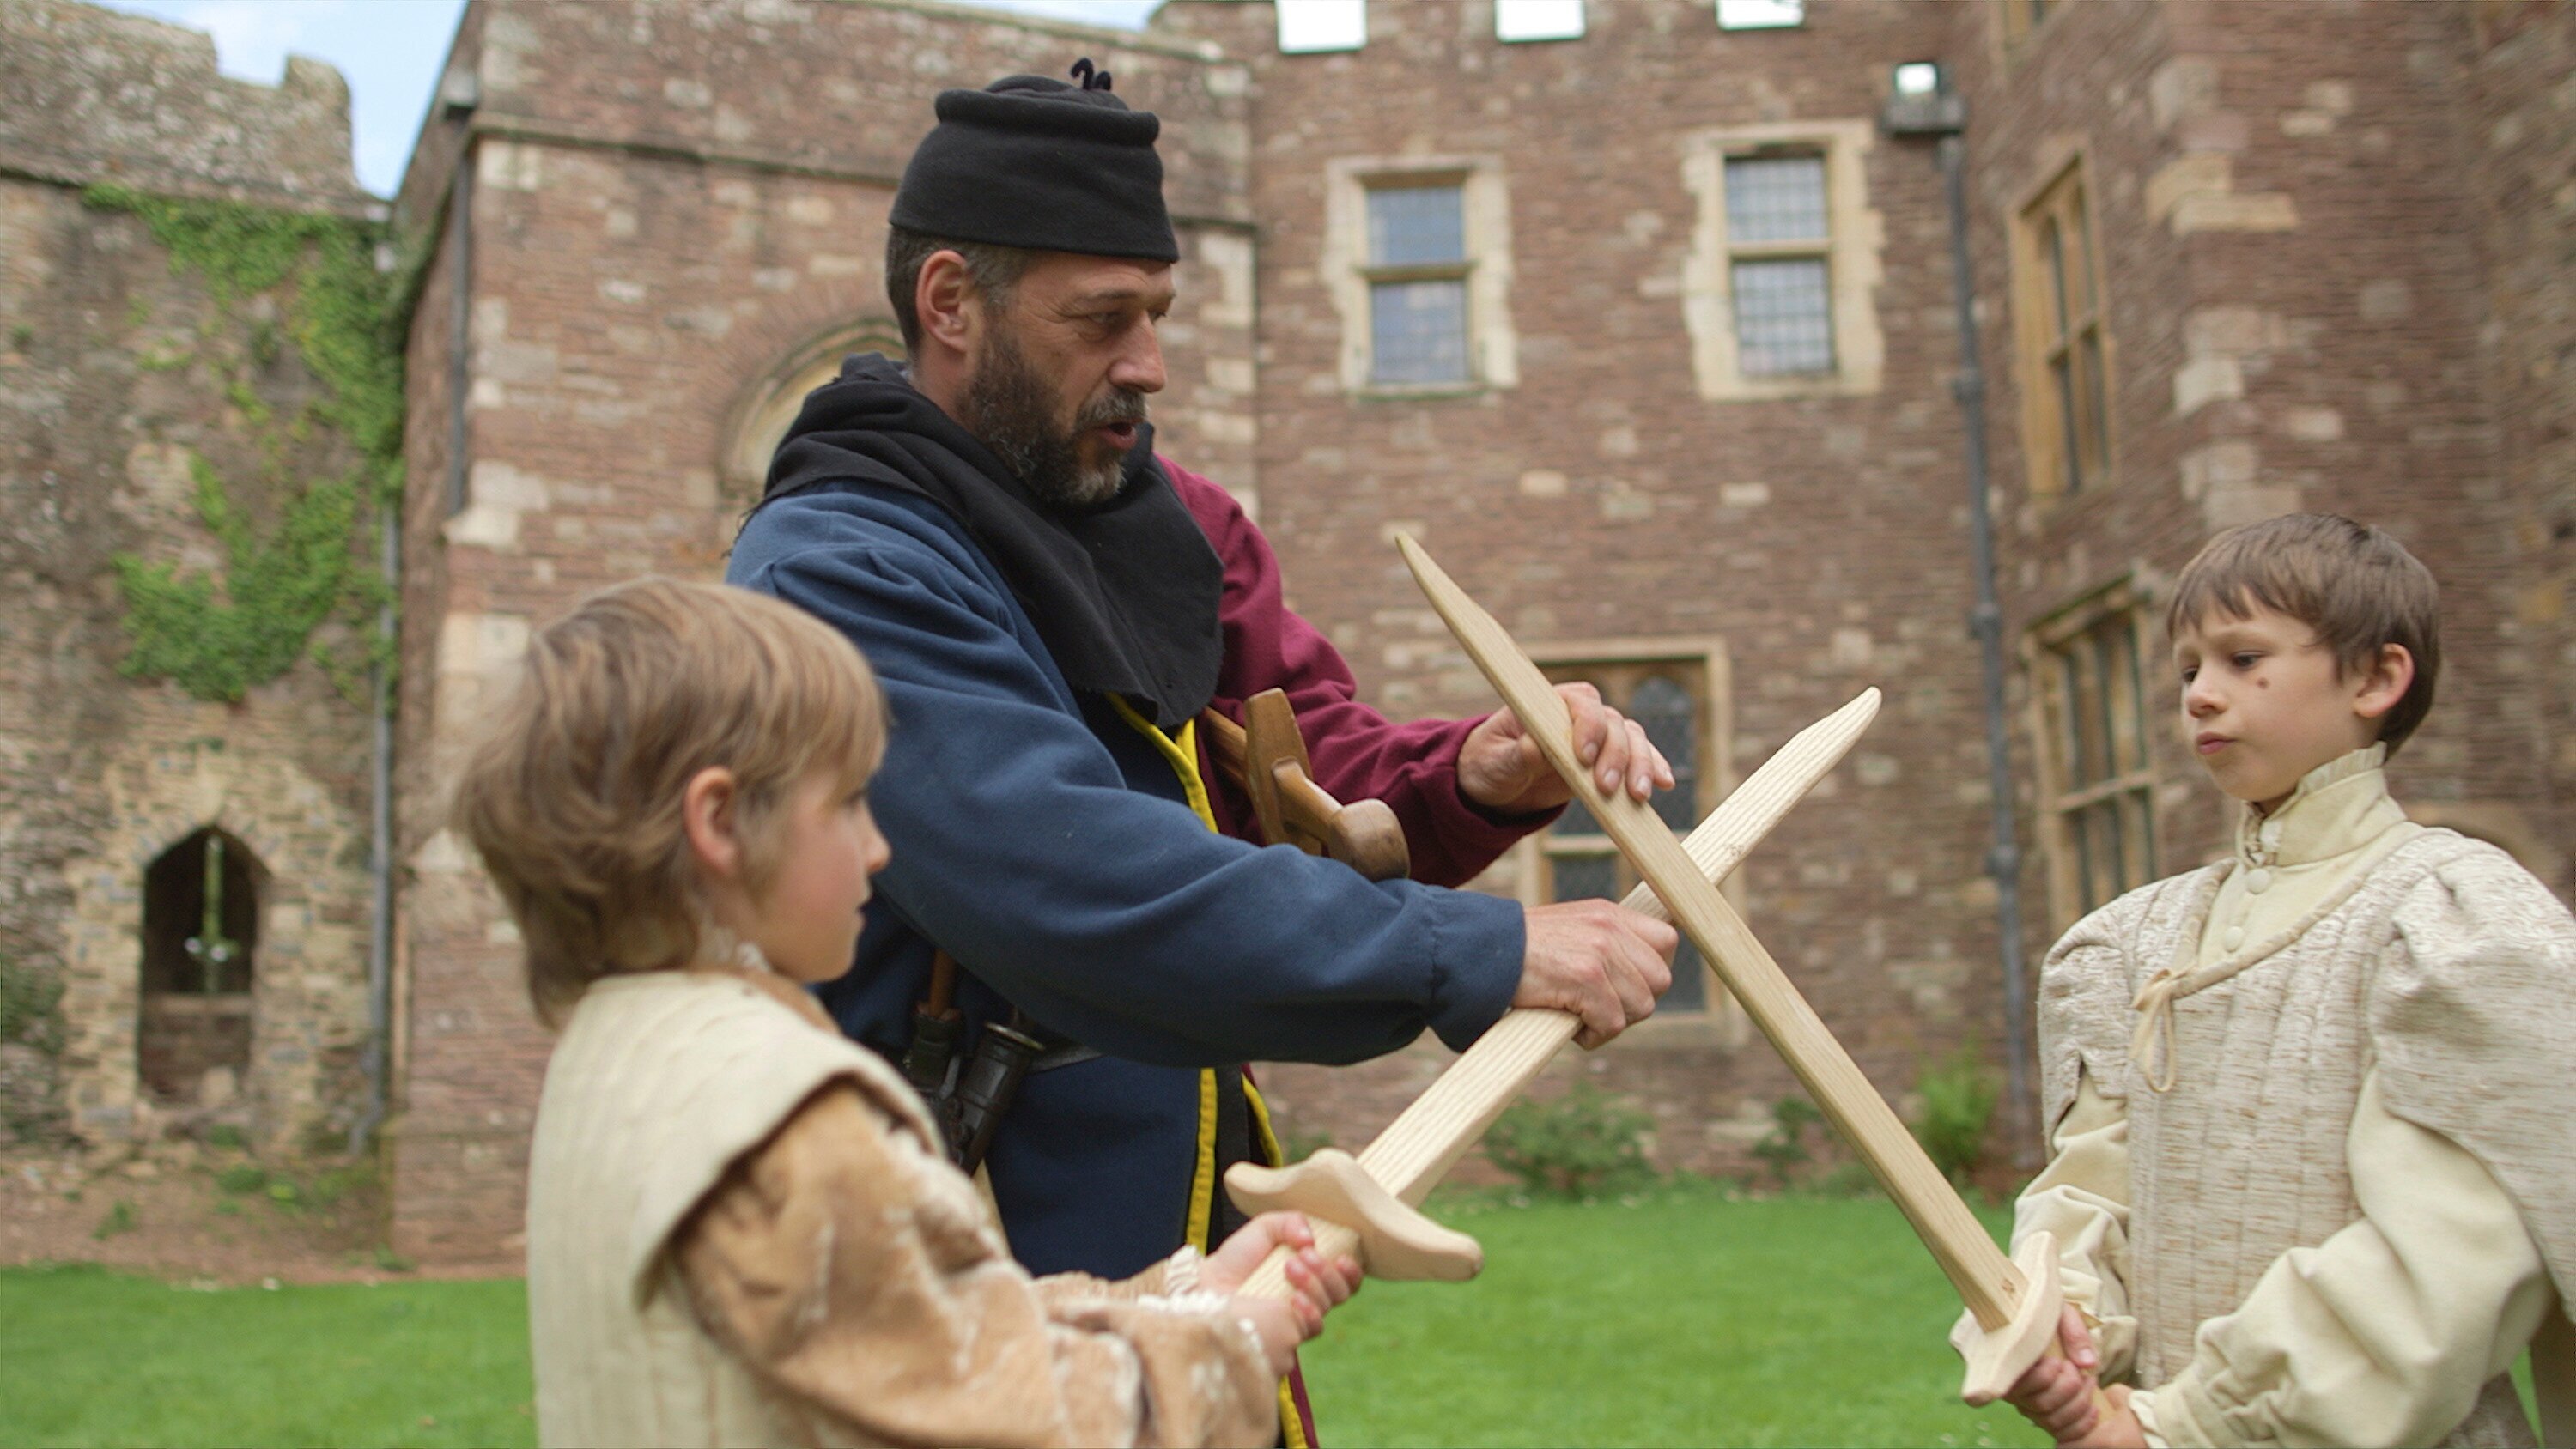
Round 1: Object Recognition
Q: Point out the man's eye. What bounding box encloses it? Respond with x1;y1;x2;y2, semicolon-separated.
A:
2233;652;2260;669
2178;667;2197;684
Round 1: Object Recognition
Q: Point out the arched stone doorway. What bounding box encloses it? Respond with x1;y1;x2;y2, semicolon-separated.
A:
58;737;367;1149
137;828;262;1109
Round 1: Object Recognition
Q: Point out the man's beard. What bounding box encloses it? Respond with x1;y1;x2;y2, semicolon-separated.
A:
958;324;1149;511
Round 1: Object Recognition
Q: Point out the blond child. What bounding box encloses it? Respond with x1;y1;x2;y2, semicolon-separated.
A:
452;579;1357;1449
1968;514;2574;1447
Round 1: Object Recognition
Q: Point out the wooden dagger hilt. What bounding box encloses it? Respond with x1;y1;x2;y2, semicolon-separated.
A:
1200;690;1412;882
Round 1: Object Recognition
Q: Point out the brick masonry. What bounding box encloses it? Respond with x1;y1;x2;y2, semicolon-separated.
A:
5;0;2569;1263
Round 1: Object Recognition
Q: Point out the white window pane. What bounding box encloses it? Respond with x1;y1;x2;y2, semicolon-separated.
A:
1279;0;1366;52
1366;185;1466;266
1497;0;1584;41
1732;258;1835;375
1716;0;1803;28
1370;279;1471;384
1724;155;1827;243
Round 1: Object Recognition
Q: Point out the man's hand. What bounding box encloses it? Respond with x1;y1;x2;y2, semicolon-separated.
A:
1459;682;1675;815
1516;899;1679;1047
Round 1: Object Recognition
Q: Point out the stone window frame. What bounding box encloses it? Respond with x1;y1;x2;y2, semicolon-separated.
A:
2026;578;2161;930
1323;155;1519;398
1510;637;1747;1050
2009;155;2118;501
1681;119;1886;403
720;319;907;496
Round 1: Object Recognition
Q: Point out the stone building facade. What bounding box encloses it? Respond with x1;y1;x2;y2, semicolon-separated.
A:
6;0;2569;1267
0;0;382;1156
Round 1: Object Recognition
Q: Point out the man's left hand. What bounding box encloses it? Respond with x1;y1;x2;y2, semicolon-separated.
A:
1459;682;1674;815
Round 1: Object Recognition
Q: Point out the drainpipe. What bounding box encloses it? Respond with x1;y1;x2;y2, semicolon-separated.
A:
1883;64;2038;1167
353;78;477;1156
353;471;400;1155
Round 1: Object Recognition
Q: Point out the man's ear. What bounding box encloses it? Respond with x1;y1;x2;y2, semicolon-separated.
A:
2352;642;2416;724
915;250;983;357
681;766;744;882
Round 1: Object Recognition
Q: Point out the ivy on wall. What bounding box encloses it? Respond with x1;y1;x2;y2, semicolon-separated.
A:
82;185;406;704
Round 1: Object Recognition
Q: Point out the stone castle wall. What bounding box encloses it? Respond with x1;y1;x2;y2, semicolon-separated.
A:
0;0;377;1154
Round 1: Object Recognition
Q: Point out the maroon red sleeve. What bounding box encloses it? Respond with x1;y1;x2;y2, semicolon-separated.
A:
1165;457;1555;888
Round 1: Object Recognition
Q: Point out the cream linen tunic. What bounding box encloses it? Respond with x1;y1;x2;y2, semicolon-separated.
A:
526;967;1279;1449
1991;749;2573;1447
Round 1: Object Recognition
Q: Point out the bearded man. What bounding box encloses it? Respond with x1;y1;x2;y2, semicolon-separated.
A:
727;64;1677;1355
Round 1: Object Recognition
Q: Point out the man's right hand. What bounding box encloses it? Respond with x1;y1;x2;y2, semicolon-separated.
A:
1515;900;1679;1048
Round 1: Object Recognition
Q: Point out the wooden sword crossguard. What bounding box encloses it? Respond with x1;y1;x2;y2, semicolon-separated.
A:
1223;675;1886;1302
1388;535;2101;1418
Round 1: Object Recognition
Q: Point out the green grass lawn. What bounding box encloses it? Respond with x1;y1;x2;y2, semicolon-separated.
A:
0;1190;2043;1448
1301;1187;2043;1447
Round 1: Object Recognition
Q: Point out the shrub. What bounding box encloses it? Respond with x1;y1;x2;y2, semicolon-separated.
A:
214;1165;268;1195
1749;1095;1822;1191
1483;1081;1657;1199
93;1200;137;1240
1911;1044;2000;1189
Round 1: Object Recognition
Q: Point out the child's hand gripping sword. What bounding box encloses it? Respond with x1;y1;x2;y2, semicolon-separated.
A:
1221;670;1886;1300
1382;535;2104;1416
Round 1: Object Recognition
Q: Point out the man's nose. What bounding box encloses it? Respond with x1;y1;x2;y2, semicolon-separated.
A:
1110;322;1166;395
2184;676;2221;716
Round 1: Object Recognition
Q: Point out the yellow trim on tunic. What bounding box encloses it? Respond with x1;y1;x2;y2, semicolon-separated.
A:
1108;696;1224;1253
1109;696;1311;1449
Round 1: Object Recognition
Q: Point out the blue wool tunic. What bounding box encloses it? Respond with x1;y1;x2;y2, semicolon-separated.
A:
728;480;1526;1277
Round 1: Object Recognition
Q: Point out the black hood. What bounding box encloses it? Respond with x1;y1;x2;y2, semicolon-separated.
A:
754;353;1223;731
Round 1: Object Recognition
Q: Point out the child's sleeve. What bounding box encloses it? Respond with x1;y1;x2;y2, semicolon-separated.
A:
1952;904;2143;1378
2126;1070;2552;1447
668;1083;1279;1449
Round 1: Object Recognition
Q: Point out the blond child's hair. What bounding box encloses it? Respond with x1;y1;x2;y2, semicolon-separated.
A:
451;579;886;1024
2166;512;2442;755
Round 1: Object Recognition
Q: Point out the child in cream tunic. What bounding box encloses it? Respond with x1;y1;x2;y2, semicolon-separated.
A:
452;580;1358;1449
1971;517;2575;1447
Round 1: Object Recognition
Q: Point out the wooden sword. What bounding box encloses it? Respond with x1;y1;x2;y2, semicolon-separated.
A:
1391;533;2099;1414
1223;682;1882;1299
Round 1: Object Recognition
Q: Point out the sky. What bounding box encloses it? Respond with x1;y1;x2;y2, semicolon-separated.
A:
88;0;1165;199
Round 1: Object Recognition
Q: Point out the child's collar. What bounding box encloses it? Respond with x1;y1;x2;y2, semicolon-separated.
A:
2235;743;2401;869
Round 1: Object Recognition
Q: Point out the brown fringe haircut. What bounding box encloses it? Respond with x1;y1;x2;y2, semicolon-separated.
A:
450;579;885;1025
2166;512;2441;755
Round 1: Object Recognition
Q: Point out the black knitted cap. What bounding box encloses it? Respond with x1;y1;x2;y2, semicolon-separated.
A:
890;60;1180;264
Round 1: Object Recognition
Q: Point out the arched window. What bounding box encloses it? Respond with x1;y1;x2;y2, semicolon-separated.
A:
720;323;907;496
137;828;260;1104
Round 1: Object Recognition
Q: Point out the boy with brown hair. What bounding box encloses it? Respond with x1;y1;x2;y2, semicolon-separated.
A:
452;579;1355;1449
1972;513;2575;1446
